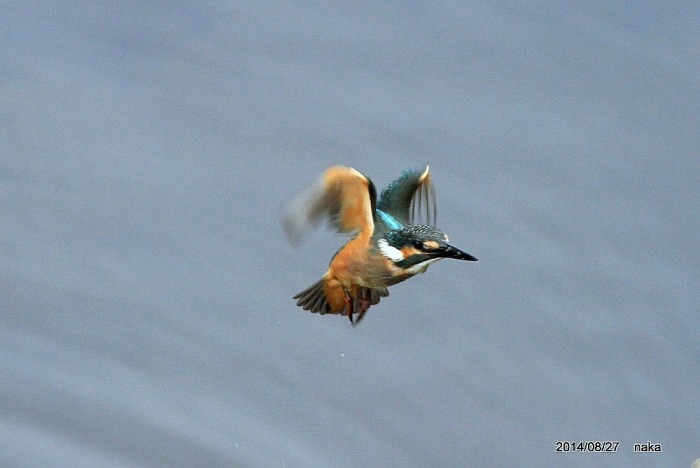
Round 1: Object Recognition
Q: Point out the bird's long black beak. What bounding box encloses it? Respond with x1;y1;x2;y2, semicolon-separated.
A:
436;243;478;261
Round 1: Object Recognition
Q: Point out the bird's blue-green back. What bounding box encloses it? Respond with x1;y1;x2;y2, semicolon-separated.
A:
373;168;436;240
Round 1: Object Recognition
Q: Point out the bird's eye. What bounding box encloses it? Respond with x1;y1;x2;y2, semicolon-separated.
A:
414;240;423;250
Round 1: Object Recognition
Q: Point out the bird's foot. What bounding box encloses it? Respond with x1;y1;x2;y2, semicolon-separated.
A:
354;296;371;325
343;289;355;325
344;289;371;326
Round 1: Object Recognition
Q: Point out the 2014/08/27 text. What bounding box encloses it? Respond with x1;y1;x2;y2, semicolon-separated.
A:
556;441;619;452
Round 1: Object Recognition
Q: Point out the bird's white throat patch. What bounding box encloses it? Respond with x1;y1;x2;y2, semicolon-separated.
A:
377;238;404;262
404;257;441;275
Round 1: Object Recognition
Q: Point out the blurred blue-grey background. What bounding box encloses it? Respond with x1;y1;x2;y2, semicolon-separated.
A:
1;1;698;467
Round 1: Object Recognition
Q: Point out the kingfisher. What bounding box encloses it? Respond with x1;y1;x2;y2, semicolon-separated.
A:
282;165;477;325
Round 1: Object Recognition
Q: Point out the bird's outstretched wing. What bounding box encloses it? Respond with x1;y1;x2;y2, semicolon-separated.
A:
377;166;436;226
282;166;377;245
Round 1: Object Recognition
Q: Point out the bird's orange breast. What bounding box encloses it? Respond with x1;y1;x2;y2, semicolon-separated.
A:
322;236;376;313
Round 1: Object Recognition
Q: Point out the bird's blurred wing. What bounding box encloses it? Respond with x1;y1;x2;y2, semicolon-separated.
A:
377;166;436;226
282;166;377;245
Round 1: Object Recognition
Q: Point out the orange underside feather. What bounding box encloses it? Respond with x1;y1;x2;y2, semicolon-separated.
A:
322;166;374;235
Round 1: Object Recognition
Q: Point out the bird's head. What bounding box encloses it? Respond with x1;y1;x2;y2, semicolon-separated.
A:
377;225;477;274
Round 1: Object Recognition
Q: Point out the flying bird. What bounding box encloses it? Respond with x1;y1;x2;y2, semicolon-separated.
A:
282;165;477;325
